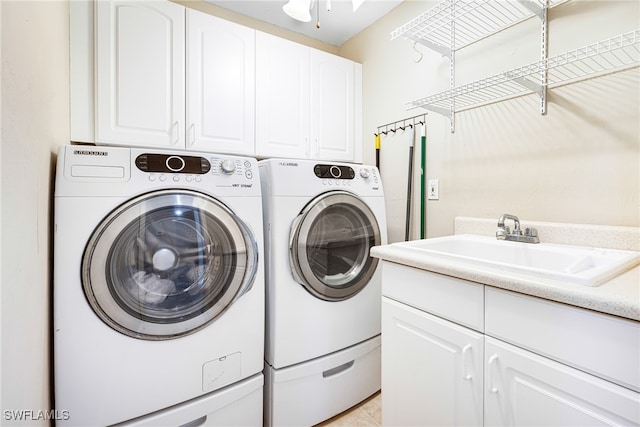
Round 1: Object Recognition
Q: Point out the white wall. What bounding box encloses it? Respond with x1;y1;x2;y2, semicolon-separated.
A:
1;1;69;425
340;0;640;241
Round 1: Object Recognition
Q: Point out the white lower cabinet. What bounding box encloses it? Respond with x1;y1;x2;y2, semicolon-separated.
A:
382;297;483;427
380;262;640;427
485;337;640;426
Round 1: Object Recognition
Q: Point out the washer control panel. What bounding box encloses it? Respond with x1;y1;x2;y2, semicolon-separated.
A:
135;154;211;174
313;163;380;189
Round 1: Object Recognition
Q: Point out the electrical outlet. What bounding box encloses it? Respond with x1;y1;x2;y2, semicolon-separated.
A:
428;179;439;200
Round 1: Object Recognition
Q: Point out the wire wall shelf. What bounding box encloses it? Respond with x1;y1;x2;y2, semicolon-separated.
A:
392;0;638;132
391;0;566;55
407;30;640;115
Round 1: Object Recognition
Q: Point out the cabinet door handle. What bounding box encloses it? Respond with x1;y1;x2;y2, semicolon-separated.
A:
488;354;499;393
462;344;473;381
188;123;195;147
171;121;180;146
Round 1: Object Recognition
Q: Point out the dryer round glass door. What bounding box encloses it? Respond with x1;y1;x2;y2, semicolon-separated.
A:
81;190;258;340
289;191;381;301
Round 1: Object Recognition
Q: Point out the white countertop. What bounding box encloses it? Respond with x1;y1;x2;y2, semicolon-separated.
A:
371;218;640;321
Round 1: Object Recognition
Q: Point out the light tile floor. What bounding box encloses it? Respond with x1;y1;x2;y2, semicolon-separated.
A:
314;392;382;427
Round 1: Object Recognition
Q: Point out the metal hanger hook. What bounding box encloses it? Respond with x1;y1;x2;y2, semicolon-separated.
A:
413;41;423;63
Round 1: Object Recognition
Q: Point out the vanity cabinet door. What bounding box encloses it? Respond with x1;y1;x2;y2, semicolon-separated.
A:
382;297;483;427
485;336;640;427
95;0;185;148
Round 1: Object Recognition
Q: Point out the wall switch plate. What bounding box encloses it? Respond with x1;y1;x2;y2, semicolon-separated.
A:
428;179;439;200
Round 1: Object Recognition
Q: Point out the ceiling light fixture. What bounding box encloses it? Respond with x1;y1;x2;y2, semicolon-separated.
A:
282;0;365;23
282;0;312;22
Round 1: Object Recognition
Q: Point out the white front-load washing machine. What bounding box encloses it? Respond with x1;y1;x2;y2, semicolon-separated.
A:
259;159;387;427
54;145;264;426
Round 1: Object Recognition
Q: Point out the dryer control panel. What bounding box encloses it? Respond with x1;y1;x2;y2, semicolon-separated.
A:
135;154;211;174
314;163;381;191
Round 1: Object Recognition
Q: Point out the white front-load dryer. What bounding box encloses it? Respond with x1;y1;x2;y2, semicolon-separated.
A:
53;145;264;426
259;159;387;427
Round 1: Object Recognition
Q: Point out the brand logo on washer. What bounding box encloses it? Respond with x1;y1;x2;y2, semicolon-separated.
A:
279;161;298;167
74;149;108;156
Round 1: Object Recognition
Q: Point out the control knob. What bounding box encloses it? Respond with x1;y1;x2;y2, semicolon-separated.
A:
359;168;370;179
220;159;236;174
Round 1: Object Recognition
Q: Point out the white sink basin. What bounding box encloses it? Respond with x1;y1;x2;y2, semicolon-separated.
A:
392;234;640;286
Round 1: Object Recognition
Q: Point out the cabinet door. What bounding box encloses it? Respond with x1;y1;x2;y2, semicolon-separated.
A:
485;336;640;426
255;32;310;159
382;297;483;427
187;10;255;155
310;49;354;162
95;1;185;148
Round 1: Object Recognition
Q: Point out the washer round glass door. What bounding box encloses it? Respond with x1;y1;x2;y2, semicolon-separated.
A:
289;191;381;301
82;190;258;340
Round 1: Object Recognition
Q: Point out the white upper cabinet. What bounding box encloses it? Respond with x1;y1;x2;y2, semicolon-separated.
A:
310;49;356;162
74;1;255;154
256;31;362;162
95;0;185;148
255;32;310;159
187;9;255;155
71;1;361;161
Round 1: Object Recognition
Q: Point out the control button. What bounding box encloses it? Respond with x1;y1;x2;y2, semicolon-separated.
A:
173;175;180;182
245;170;253;179
166;156;185;172
148;174;156;182
186;175;193;182
221;159;236;174
195;176;202;182
244;161;251;168
359;168;370;179
136;154;149;172
159;174;166;182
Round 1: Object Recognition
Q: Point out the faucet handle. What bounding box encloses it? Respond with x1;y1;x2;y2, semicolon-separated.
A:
524;227;540;243
496;229;506;240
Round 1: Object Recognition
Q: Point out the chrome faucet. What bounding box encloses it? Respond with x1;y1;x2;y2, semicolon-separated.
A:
496;214;539;244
